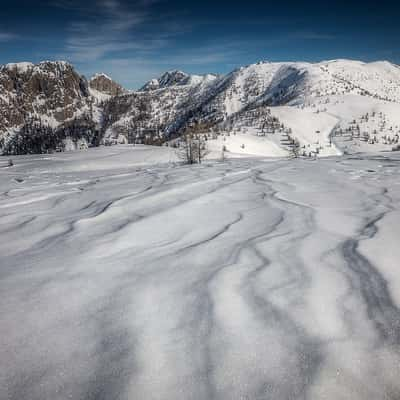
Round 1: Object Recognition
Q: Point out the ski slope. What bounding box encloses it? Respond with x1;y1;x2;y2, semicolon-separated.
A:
1;146;400;400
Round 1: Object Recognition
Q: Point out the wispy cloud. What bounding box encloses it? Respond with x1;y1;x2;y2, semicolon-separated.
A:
63;0;147;61
57;0;180;62
0;32;18;42
77;40;248;88
153;42;247;66
53;1;340;88
292;31;337;40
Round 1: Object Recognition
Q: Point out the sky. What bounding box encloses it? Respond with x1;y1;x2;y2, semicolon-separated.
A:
0;0;399;89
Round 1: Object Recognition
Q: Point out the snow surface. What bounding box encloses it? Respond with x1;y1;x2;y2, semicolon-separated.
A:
269;106;341;156
89;86;112;102
1;145;400;399
208;132;289;157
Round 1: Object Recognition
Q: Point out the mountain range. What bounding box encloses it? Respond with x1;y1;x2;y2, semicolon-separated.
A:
1;59;400;156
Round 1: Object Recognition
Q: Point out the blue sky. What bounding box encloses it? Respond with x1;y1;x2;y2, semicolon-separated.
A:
1;0;399;88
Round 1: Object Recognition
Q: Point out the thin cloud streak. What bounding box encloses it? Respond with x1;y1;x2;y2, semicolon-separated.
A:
59;0;184;63
54;0;341;86
63;0;149;61
0;32;18;42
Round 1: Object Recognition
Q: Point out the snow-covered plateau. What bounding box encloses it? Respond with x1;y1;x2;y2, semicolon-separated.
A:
1;145;400;399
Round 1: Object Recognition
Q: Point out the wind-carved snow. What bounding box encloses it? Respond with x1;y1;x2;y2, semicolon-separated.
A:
1;146;400;399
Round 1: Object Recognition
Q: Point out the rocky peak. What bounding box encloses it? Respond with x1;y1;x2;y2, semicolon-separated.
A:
158;70;190;87
141;70;191;91
89;73;125;97
0;60;89;99
0;60;95;153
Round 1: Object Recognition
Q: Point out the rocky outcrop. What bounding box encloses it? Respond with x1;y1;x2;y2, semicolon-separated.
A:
89;73;125;97
0;61;90;126
140;70;191;91
0;61;102;154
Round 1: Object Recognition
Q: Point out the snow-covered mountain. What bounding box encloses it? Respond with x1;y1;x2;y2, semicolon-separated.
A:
103;59;400;156
101;70;220;144
1;59;400;156
0;61;90;129
0;61;104;154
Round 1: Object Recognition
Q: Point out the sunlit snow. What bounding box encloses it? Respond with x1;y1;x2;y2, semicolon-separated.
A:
1;145;400;399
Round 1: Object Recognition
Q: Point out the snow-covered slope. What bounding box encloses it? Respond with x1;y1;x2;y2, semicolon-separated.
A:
104;59;400;156
2;147;400;399
140;70;218;91
322;60;400;102
214;60;400;156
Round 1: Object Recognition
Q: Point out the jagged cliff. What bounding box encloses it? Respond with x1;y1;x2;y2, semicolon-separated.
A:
89;73;126;97
0;61;102;153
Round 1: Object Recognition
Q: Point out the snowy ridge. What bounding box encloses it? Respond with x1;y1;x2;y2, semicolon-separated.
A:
140;70;218;91
90;72;113;81
3;62;34;73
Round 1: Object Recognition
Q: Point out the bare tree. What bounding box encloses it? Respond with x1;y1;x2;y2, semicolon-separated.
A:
177;132;195;164
289;137;301;158
177;123;209;164
220;145;226;162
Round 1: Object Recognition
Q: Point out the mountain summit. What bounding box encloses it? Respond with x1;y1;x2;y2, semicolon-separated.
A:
89;73;126;98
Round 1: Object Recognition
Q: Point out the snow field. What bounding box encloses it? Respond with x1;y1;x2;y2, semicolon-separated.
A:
1;146;400;399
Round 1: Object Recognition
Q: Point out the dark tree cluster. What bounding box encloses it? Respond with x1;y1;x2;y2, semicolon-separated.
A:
2;115;100;155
